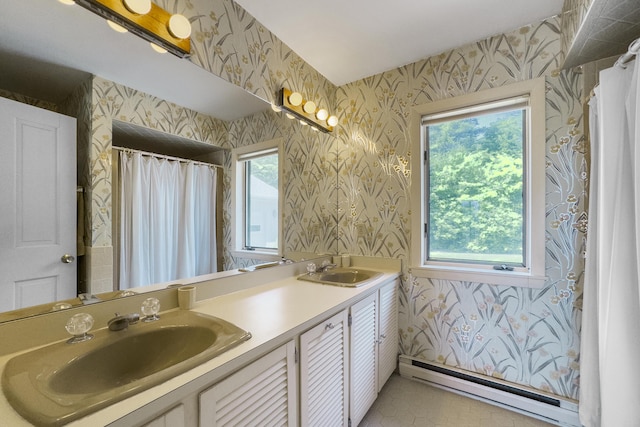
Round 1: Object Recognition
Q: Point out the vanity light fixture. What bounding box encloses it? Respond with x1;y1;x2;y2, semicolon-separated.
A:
278;88;337;133
106;20;128;33
122;0;151;14
74;0;191;58
288;91;303;107
316;109;329;121
150;42;168;54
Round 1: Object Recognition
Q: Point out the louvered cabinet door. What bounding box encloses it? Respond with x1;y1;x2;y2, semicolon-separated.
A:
300;310;349;427
199;341;297;427
377;279;399;392
349;292;378;427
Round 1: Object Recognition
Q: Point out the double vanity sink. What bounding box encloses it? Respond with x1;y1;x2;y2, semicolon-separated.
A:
2;310;251;426
1;264;390;426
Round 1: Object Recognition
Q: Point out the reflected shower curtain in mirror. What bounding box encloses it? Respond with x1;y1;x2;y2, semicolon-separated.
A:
580;61;640;426
119;151;217;289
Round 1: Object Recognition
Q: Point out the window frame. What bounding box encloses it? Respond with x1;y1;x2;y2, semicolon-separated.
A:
231;138;284;260
410;78;546;288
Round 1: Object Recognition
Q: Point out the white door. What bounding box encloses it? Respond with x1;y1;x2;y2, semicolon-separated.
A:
0;97;77;311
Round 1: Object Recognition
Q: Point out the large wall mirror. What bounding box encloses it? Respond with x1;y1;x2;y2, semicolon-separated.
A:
0;0;338;322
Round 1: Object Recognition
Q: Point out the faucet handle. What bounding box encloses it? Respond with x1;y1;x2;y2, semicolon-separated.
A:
141;297;160;322
65;313;94;344
306;263;317;275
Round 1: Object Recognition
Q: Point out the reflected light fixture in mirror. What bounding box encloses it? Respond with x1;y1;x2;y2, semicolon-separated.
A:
278;88;337;133
316;108;329;121
288;91;303;107
75;0;191;57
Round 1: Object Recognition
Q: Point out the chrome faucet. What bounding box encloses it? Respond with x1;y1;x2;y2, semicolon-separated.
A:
78;293;101;305
316;260;337;273
107;312;140;331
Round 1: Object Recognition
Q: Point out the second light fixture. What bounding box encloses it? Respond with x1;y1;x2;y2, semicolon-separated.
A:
279;88;337;133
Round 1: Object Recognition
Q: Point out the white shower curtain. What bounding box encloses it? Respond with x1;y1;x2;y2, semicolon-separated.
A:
580;61;640;426
119;151;217;289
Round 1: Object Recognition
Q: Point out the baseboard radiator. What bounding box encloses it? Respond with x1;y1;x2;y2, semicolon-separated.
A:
398;355;580;426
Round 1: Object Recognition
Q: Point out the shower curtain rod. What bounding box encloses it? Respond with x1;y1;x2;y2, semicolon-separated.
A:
112;146;223;170
615;37;640;69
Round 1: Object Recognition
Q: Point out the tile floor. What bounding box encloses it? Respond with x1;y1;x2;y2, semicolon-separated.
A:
360;374;556;427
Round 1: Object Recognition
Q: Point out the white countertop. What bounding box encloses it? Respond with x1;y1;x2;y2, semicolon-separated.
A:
0;262;399;426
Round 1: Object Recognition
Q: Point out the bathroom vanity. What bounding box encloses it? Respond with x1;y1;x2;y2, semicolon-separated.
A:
0;257;400;426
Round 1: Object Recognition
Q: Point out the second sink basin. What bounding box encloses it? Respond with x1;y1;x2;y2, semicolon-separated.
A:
297;268;382;287
2;310;251;426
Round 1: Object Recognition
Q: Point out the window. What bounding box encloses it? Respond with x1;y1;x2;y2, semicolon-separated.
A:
232;139;283;258
410;79;546;287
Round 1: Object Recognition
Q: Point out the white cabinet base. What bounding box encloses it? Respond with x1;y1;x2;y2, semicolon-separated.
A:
199;341;297;427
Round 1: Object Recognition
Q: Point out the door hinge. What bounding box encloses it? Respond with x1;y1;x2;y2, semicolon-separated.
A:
423;150;427;162
348;418;352;427
424;223;428;235
294;346;298;364
348;313;352;327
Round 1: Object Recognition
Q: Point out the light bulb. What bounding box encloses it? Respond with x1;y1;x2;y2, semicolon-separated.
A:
299;120;308;126
285;113;295;120
58;0;75;5
107;20;128;33
303;101;316;114
316;109;329;121
168;14;191;39
327;115;338;127
150;43;167;54
123;0;151;14
288;92;303;106
271;103;282;112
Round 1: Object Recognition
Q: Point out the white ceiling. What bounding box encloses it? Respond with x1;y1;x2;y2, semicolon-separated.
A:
0;0;563;120
236;0;564;86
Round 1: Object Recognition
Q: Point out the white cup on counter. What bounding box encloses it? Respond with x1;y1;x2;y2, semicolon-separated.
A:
177;286;196;310
341;254;351;267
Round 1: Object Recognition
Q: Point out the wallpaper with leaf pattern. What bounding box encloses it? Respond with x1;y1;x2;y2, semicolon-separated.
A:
4;0;586;403
336;17;585;400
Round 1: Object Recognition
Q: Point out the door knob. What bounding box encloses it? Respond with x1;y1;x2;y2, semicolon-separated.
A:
61;254;75;264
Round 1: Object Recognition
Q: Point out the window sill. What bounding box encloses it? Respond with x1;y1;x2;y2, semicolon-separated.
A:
410;265;546;288
232;250;281;261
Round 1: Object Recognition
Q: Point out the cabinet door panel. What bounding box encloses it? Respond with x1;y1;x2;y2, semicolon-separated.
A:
350;293;378;427
378;279;399;391
199;341;296;427
300;310;348;427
